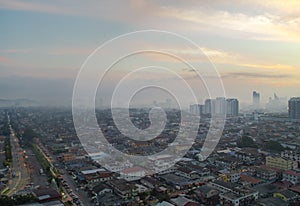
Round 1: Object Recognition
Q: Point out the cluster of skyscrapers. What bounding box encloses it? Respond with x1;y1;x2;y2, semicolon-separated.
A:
190;97;239;117
190;91;300;120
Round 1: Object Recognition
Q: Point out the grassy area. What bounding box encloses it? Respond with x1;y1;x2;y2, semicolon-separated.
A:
3;136;12;167
31;144;51;177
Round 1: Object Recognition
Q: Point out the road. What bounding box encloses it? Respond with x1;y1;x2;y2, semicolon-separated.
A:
36;139;91;206
62;172;91;206
6;115;30;196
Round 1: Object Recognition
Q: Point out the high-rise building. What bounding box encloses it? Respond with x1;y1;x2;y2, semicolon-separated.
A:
215;97;226;115
226;98;239;116
266;93;287;112
189;104;205;116
253;91;260;109
199;104;205;116
289;97;300;119
190;104;199;114
204;99;216;115
204;98;239;117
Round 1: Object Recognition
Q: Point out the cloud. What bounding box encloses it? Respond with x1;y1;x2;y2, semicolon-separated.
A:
0;0;158;23
162;7;300;42
48;47;93;56
222;72;291;79
1;1;300;42
238;63;297;71
0;0;76;15
141;45;297;75
245;0;300;14
0;48;36;54
142;45;238;64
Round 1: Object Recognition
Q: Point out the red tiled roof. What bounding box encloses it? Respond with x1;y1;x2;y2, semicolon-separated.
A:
290;185;300;193
240;174;262;184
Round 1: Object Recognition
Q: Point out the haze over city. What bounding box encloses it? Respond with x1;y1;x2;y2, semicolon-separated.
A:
1;0;300;107
2;1;300;206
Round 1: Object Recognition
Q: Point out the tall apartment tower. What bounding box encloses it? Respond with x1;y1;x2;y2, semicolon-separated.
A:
204;99;216;115
204;98;239;117
253;91;260;109
289;97;300;119
226;99;239;117
215;97;227;115
189;104;204;115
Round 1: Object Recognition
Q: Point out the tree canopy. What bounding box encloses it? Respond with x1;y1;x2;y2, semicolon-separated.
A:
237;136;258;148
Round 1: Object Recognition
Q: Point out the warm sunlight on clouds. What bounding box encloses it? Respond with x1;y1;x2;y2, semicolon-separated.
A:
238;63;297;71
163;7;300;42
1;0;300;104
249;0;300;13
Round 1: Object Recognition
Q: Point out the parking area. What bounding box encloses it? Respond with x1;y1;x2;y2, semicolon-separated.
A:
25;149;49;189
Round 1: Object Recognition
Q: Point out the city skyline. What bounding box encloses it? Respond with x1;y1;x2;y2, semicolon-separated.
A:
1;2;300;205
1;1;300;106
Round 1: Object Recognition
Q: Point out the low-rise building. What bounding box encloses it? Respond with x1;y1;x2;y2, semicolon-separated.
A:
80;168;113;184
255;166;278;181
215;156;239;170
208;180;239;193
220;172;240;183
281;150;300;164
273;190;299;202
282;170;300;185
108;179;137;199
266;156;295;170
120;166;145;181
234;150;256;165
140;176;161;189
194;185;219;205
240;174;262;186
220;190;258;206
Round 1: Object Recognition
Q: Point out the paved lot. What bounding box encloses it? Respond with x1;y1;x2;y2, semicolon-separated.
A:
25;148;49;188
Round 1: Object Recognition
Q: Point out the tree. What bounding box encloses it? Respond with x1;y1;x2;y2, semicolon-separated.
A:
237;136;257;148
22;128;36;147
265;141;284;152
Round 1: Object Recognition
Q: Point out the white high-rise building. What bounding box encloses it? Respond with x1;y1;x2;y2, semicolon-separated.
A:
204;99;216;115
215;97;226;115
204;98;239;117
226;99;239;117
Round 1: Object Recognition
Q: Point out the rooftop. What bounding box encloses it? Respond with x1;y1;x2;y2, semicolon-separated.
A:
283;170;300;177
121;166;145;174
240;174;262;184
81;168;106;175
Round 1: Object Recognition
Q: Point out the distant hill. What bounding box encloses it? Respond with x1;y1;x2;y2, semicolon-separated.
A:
0;98;38;107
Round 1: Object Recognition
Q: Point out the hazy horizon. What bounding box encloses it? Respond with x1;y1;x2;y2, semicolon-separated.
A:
1;1;300;107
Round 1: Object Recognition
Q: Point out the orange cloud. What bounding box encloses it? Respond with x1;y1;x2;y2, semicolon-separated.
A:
238;63;297;71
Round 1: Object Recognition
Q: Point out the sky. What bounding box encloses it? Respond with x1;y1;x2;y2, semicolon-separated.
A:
0;0;300;107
